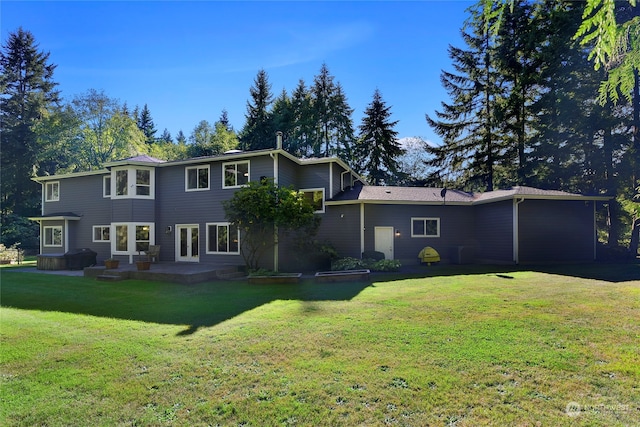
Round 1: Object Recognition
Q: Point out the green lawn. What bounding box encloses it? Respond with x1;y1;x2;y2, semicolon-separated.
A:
1;264;638;426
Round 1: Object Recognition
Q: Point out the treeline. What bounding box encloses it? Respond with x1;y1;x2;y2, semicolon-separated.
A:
0;29;404;248
426;0;638;251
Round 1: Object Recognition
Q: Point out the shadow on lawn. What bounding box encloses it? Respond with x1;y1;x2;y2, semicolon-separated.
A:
3;262;637;336
1;272;372;336
373;261;640;284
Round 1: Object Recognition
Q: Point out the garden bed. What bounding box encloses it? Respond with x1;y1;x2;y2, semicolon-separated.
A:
315;269;370;283
248;273;302;284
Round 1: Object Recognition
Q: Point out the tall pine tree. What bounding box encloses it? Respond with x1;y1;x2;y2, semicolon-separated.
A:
137;103;157;144
426;1;503;191
354;89;403;185
240;69;274;150
0;27;60;220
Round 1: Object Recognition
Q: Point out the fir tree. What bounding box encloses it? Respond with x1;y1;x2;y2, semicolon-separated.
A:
137;103;157;144
354;89;403;185
0;27;60;220
240;69;274;150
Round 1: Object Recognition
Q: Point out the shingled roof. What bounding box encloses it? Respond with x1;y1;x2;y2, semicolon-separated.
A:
329;183;608;205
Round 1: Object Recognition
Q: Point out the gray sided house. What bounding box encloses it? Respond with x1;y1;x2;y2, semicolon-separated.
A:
30;148;608;270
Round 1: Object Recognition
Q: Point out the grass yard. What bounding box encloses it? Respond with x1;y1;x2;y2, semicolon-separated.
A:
1;264;639;426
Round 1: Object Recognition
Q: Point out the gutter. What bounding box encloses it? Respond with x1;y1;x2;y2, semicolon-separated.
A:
513;198;525;264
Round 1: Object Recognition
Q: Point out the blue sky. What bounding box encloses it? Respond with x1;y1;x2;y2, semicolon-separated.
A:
2;1;472;145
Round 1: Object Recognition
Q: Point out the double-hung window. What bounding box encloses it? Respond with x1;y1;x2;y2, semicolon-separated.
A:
301;188;325;213
103;176;111;197
411;218;440;238
93;225;110;242
43;226;63;247
186;165;210;191
206;223;240;254
223;161;249;188
45;181;60;202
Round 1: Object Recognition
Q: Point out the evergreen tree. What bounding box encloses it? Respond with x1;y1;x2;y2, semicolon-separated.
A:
354;89;403;185
309;63;355;158
137;103;157;144
0;27;60;220
240;69;274;150
288;79;315;157
159;128;172;144
271;88;293;148
217;109;232;131
311;63;337;156
176;129;187;145
426;2;503;191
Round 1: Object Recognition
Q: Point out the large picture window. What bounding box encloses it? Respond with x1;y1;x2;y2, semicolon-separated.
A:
301;188;325;213
112;167;154;199
45;181;60;202
186;165;210;191
43;226;63;247
411;217;440;238
223;161;249;188
206;223;240;254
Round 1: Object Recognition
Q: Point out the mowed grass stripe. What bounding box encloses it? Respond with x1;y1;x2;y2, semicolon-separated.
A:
1;266;638;426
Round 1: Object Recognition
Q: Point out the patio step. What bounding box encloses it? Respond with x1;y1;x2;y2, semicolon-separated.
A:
96;274;124;282
216;267;245;280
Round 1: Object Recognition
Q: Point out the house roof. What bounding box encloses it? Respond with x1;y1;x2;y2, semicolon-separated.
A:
104;154;166;167
329;184;475;205
28;212;82;221
328;183;609;205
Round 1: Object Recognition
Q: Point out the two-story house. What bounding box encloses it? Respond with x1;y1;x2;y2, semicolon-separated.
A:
30;139;609;270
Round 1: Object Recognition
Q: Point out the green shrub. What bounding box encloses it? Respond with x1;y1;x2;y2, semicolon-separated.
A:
331;257;402;272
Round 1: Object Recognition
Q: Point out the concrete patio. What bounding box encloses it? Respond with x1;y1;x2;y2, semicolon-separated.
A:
83;262;246;284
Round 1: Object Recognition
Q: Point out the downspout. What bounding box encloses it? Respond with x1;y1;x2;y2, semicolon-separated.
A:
593;201;597;260
272;132;282;271
39;182;44;254
513;198;524;264
64;219;70;253
329;162;333;198
360;202;365;257
340;171;350;191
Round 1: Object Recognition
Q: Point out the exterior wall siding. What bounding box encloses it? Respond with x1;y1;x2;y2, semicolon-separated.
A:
316;204;362;259
41;174;112;259
518;200;594;262
472;201;514;263
363;204;475;264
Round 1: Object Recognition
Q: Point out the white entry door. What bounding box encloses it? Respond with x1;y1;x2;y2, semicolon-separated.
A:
374;226;394;260
176;225;199;262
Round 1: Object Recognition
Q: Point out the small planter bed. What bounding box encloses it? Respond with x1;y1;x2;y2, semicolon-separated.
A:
248;273;302;284
315;269;370;283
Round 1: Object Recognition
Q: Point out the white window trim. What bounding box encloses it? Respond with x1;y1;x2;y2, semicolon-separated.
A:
222;160;250;189
103;176;111;198
45;181;60;202
110;167;155;200
185;165;210;192
301;188;325;213
110;222;155;255
411;217;440;238
206;222;240;255
43;225;63;247
92;225;111;242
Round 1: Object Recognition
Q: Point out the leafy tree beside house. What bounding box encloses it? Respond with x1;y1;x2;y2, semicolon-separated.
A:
222;179;319;271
